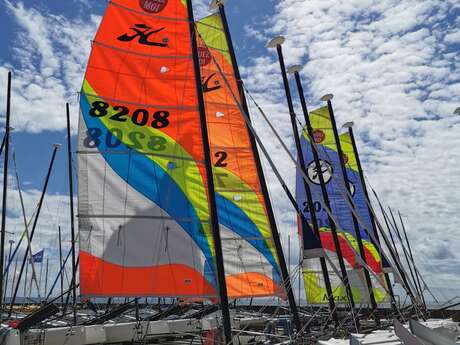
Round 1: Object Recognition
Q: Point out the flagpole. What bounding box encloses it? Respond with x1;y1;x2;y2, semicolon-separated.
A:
9;144;60;316
213;2;301;330
187;1;232;343
0;71;12;312
286;65;339;324
343;124;398;313
322;96;380;317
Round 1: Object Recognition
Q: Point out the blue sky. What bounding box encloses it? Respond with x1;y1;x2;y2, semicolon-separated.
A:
0;0;459;304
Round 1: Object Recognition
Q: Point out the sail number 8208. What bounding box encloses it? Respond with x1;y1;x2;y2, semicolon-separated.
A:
89;101;170;129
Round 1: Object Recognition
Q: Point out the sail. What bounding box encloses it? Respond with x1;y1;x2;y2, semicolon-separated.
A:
195;13;284;298
297;107;387;303
78;0;219;297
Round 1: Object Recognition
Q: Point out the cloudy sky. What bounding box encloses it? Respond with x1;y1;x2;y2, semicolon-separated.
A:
0;0;459;304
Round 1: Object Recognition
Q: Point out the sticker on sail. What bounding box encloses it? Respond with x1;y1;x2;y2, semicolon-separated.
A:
312;129;325;143
139;0;168;13
306;160;333;185
198;46;212;66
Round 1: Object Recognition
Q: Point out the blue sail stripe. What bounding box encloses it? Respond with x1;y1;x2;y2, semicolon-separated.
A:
80;93;217;288
215;194;281;284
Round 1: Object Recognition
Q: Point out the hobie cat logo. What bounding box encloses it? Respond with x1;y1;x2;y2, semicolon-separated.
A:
139;0;168;13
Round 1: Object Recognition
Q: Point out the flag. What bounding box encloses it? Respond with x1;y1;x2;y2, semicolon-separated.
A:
31;249;44;263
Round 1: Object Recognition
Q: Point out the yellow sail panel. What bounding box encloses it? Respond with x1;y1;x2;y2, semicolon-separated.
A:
78;0;219;297
196;14;284;298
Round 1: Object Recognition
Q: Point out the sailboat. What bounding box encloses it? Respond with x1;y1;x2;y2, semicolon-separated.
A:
0;0;457;344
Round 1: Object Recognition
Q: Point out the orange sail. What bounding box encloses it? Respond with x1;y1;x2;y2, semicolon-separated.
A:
78;0;218;297
196;14;285;298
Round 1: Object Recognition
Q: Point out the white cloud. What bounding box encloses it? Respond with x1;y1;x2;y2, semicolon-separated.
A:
240;0;460;301
0;1;100;133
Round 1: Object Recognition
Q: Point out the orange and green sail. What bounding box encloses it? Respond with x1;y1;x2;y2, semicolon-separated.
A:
78;0;284;299
78;0;219;297
196;13;284;298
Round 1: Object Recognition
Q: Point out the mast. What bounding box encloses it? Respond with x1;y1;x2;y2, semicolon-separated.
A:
0;135;5;158
388;208;422;305
66;103;77;324
344;124;398;311
322;97;378;314
374;194;418;307
187;1;232;343
268;37;356;313
0;71;12;311
58;226;64;305
3;239;14;304
39;253;44;297
286;65;338;323
9;144;60;316
398;212;426;308
44;257;49;298
213;1;301;329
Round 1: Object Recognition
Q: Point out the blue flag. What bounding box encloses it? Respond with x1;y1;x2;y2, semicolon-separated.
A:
31;249;44;263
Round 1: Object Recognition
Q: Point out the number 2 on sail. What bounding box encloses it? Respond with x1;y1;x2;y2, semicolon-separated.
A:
89;101;170;129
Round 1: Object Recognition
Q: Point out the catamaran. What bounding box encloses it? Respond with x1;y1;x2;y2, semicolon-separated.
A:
0;0;458;344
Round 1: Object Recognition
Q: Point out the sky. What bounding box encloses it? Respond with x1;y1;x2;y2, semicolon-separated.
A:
0;0;459;305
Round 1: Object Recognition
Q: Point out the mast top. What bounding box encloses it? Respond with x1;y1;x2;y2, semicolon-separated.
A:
342;121;354;129
52;143;62;149
320;93;334;102
267;36;285;48
209;0;225;10
287;65;302;74
454;107;460;115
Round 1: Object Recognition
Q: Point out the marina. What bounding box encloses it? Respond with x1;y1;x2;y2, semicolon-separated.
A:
0;0;458;344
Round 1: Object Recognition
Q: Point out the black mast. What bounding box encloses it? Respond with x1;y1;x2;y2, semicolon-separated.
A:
398;212;426;308
66;103;77;324
322;98;378;314
58;226;64;305
213;1;301;330
3;239;14;304
344;124;398;311
388;207;423;306
373;194;418;307
9;145;60;316
286;65;340;323
0;72;12;312
268;38;355;313
186;1;232;343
